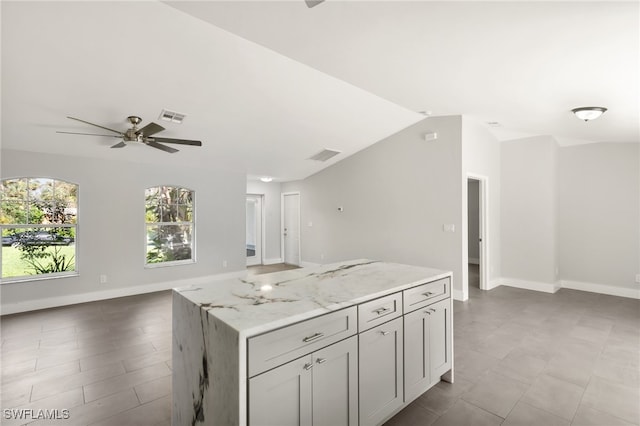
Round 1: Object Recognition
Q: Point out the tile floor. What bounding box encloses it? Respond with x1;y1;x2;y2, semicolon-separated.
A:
1;264;638;426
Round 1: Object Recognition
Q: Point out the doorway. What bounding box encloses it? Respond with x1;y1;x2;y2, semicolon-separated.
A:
281;192;300;266
467;175;489;292
246;195;263;266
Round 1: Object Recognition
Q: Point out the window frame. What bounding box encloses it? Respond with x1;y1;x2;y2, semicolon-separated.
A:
1;177;79;283
144;185;196;268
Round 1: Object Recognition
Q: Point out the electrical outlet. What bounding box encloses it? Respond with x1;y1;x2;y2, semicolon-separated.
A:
222;260;228;268
320;253;325;260
442;224;455;232
635;274;640;284
99;274;107;284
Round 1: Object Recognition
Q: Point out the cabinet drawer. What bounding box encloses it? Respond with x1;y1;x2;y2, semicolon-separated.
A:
248;306;357;377
358;292;402;332
403;278;450;313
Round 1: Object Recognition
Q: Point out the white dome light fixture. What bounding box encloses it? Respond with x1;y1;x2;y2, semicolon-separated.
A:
571;106;607;121
260;176;273;183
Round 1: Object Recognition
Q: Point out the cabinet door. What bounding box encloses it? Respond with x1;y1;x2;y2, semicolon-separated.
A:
428;298;452;379
403;309;429;403
359;317;404;426
249;355;312;426
312;336;358;426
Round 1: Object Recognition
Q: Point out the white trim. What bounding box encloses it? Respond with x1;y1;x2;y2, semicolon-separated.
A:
497;277;560;294
452;288;467;301
299;261;321;268
560;280;640;299
487;279;502;290
263;258;283;265
281;192;301;266
0;270;246;315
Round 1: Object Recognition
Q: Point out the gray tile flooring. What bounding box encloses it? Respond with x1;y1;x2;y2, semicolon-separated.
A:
1;264;638;425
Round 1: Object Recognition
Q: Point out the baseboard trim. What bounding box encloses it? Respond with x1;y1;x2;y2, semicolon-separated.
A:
263;258;283;265
1;270;247;315
560;280;640;300
498;277;560;294
299;261;322;268
452;288;467;301
486;279;502;290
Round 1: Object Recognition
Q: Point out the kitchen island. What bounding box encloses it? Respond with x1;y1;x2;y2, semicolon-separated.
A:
173;259;453;426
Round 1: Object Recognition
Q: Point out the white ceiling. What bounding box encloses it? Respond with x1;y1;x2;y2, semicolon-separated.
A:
2;1;638;182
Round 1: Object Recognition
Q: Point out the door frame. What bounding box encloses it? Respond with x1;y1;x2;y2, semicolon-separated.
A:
464;174;489;296
246;194;265;266
281;192;301;266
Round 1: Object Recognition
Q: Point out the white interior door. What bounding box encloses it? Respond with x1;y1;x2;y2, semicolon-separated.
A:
246;195;263;266
282;193;300;266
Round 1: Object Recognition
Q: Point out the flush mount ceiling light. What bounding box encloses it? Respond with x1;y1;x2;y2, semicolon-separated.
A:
260;177;273;183
571;107;607;122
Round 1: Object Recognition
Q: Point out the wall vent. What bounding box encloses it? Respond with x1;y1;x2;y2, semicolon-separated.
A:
308;149;341;162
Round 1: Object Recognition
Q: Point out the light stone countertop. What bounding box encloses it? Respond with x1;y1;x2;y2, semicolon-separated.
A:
174;259;451;338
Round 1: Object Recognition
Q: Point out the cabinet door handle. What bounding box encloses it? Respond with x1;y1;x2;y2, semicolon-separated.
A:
380;330;390;336
316;358;327;364
422;291;434;297
373;307;390;315
429;308;436;312
424;310;432;315
302;332;324;343
303;362;313;370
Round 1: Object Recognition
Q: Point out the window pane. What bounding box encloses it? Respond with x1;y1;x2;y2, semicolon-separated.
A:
1;179;27;201
146;224;192;264
2;226;76;278
1;201;27;224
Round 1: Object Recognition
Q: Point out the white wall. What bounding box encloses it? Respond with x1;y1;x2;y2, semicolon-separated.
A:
246;180;282;264
1;149;247;313
558;142;640;291
500;136;558;289
461;117;502;294
283;116;464;299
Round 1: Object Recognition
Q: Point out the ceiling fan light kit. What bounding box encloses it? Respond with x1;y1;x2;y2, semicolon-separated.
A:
57;115;202;153
571;106;607;122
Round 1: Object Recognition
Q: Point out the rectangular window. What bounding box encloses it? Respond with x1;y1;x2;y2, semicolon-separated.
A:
1;178;77;281
145;186;194;266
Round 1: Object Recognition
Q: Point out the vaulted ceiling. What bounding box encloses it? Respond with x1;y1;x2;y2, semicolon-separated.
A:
2;1;638;182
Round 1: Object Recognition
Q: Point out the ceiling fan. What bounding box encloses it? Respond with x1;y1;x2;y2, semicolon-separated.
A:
57;115;202;153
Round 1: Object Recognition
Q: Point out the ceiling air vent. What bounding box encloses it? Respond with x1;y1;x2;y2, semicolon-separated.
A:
308;149;341;162
159;109;186;124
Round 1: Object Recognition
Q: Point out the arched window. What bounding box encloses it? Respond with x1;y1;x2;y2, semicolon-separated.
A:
1;178;78;281
145;186;194;266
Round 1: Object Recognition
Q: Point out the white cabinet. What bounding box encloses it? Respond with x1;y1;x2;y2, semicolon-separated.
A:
249;335;358;426
358;317;404;426
403;298;452;403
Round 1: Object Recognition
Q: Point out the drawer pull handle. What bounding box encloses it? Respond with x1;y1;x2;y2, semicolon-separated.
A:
380;330;390;336
429;308;436;312
373;307;391;315
316;358;327;364
303;332;325;343
425;311;432;315
422;291;434;297
303;363;314;370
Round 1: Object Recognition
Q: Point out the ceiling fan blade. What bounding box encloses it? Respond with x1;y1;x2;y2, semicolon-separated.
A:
305;0;324;8
136;122;165;137
56;131;122;138
110;141;126;149
147;140;179;153
66;116;124;135
151;137;202;146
